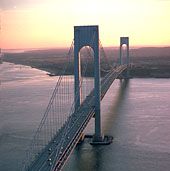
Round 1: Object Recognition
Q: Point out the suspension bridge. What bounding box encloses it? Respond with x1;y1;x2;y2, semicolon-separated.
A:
22;25;130;171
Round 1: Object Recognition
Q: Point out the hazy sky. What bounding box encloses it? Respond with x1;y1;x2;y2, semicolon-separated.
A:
1;0;170;49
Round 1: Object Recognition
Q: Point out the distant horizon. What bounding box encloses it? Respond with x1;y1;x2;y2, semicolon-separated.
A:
2;45;170;52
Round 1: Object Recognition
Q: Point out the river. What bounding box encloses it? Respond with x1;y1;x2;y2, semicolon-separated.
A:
0;62;170;171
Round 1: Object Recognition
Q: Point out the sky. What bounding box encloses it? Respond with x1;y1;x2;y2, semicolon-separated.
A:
0;0;170;49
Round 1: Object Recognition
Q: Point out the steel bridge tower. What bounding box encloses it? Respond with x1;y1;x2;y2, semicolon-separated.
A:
119;37;130;78
74;25;104;142
119;37;129;65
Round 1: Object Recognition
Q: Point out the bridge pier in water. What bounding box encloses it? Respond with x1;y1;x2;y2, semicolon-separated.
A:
74;25;112;144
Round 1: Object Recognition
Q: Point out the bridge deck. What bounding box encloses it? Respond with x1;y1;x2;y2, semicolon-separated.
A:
26;65;127;171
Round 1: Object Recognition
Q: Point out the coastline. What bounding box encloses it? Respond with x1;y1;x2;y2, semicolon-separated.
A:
3;60;170;79
3;48;170;78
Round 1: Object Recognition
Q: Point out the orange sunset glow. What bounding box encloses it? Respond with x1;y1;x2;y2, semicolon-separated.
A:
1;0;170;49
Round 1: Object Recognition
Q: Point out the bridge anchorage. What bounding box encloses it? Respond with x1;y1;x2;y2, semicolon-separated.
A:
22;25;130;171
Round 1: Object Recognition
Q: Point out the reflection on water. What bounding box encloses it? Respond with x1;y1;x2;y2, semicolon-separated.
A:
0;62;170;171
102;79;129;133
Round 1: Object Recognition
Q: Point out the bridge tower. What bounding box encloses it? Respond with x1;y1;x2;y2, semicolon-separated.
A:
119;37;130;78
74;25;104;142
119;37;129;65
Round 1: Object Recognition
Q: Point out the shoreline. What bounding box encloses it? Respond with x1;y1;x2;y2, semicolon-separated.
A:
3;48;170;78
3;60;170;79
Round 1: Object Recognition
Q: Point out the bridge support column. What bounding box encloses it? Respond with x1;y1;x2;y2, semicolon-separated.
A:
74;41;81;111
93;35;103;142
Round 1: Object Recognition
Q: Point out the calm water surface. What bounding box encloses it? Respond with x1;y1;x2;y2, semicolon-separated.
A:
0;62;170;171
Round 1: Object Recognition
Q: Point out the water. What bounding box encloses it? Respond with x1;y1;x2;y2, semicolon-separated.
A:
0;62;58;170
0;62;170;171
